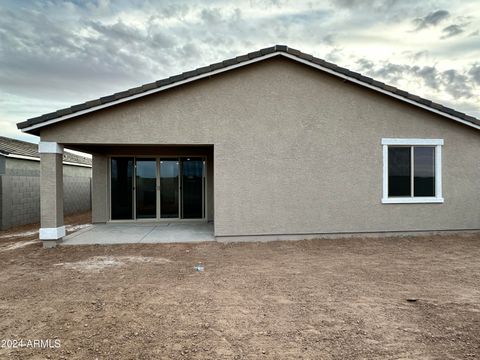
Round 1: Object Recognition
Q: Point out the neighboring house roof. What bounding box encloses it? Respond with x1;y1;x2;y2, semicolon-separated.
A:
17;45;480;133
0;136;91;167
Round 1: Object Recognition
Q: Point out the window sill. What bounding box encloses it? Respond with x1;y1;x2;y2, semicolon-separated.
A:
382;197;444;204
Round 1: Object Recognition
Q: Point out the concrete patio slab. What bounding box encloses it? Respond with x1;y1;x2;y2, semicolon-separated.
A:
62;222;214;246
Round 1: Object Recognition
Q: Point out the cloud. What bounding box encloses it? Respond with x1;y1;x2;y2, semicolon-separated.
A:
356;58;374;70
0;0;479;142
441;24;466;39
413;10;449;31
322;33;337;46
0;5;236;103
328;0;435;25
0;9;147;100
330;0;401;12
324;47;346;63
440;69;473;98
355;59;477;100
468;63;480;85
201;7;222;24
415;66;439;89
411;50;429;61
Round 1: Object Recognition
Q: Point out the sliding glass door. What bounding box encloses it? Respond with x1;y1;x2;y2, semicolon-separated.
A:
111;157;134;220
160;159;179;218
110;156;205;220
181;157;204;219
136;158;157;219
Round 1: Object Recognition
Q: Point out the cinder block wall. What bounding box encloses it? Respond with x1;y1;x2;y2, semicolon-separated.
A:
0;175;40;229
64;177;91;214
0;159;91;230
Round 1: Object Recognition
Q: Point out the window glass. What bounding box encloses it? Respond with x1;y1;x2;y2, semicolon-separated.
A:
414;147;435;197
181;158;204;219
160;159;179;218
111;157;134;219
136;159;157;219
388;147;411;197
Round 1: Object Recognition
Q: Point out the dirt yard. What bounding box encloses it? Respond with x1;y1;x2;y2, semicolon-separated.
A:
0;214;479;359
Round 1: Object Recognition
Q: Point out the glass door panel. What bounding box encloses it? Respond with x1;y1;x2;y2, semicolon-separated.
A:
135;158;157;219
160;159;180;218
111;157;134;220
181;157;204;219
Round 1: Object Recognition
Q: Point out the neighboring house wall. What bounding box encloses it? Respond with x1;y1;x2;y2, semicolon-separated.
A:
40;57;480;236
0;157;91;230
5;157;40;176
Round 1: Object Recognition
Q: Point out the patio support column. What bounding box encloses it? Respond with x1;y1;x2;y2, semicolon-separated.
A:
38;141;65;248
92;153;108;223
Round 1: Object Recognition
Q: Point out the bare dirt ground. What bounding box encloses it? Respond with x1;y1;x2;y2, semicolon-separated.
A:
0;215;479;359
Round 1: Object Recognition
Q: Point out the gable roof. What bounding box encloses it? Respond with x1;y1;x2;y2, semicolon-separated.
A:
0;136;91;167
17;45;480;133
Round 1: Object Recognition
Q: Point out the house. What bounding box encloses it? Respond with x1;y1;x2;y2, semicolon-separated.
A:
16;45;480;247
0;136;92;230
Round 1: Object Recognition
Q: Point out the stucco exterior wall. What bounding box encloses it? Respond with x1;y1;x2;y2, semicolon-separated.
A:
92;154;108;223
40;57;480;236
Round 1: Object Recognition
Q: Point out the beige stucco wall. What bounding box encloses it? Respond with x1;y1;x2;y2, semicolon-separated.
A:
92;153;108;223
40;57;480;236
40;153;63;229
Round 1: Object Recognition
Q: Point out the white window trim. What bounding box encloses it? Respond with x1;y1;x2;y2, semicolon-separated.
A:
382;138;444;204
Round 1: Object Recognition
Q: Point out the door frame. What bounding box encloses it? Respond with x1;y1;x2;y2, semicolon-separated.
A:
108;155;207;222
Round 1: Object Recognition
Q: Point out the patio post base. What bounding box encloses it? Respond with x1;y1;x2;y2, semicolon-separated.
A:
42;239;62;248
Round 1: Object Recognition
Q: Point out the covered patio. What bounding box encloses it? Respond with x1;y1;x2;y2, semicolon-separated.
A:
62;222;214;245
32;143;214;247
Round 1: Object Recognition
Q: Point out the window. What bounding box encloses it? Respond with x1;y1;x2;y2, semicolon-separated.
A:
382;139;443;204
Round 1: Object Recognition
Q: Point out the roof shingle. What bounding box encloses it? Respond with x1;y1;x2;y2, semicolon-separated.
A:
0;136;91;166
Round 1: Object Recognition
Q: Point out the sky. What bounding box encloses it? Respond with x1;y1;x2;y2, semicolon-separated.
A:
1;0;479;144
